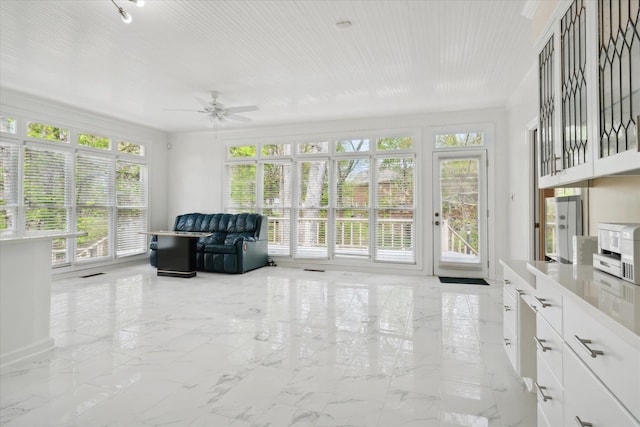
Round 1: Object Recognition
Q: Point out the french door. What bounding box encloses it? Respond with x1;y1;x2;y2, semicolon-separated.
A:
433;150;488;278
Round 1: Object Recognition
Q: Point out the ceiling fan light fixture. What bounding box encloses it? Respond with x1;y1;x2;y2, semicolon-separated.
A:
110;0;140;24
120;9;132;23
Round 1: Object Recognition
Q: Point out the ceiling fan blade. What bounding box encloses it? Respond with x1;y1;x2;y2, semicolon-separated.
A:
225;113;252;122
162;108;201;112
225;105;259;114
195;97;211;109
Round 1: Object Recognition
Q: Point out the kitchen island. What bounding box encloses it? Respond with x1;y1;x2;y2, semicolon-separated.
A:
0;233;84;367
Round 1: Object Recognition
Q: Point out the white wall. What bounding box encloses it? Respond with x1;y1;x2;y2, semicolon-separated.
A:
505;64;538;262
165;132;225;225
168;108;509;278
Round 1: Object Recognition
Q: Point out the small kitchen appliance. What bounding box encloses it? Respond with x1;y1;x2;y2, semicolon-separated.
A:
593;223;640;285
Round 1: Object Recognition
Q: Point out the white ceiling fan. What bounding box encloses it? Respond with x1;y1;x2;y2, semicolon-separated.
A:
165;91;258;122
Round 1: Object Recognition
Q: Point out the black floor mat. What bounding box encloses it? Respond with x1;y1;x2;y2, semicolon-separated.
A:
439;276;489;285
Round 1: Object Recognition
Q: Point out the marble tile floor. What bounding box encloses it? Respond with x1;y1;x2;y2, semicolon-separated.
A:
0;264;536;427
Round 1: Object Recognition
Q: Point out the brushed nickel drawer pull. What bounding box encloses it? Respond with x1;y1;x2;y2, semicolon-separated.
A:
574;335;604;358
504;338;511;346
504;279;511;285
504;305;512;311
516;289;525;295
575;416;593;427
535;336;551;352
535;297;551;308
535;382;552;402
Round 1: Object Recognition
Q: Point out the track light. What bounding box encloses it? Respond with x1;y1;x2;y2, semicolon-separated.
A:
111;0;144;24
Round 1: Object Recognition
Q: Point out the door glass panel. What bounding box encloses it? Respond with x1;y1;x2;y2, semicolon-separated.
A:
438;158;480;264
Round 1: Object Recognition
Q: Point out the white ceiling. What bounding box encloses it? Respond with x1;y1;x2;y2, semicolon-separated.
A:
0;0;536;133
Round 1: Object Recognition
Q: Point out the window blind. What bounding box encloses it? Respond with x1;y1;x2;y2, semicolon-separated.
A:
116;160;147;256
226;163;257;212
262;162;292;256
0;141;19;236
295;160;328;258
24;144;73;264
374;156;415;263
76;152;113;261
335;158;369;258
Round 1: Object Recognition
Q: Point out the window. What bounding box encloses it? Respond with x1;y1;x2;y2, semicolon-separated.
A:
0;141;19;236
76;153;112;261
1;116;17;134
375;156;415;263
377;136;413;151
118;141;145;156
262;162;292;256
296;159;329;258
228;145;257;158
336;138;370;153
262;143;291;156
225;132;417;265
335;158;369;258
24;144;73;264
435;132;484;148
116;160;148;257
226;163;257;212
297;141;328;154
78;133;110;150
1;113;149;266
27;121;69;143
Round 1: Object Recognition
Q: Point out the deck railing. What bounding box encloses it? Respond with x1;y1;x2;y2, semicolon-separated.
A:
268;216;413;248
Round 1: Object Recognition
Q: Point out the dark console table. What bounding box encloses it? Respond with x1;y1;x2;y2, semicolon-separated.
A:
141;231;211;278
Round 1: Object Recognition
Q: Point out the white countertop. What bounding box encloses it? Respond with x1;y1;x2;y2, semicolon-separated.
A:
526;260;640;339
0;232;86;244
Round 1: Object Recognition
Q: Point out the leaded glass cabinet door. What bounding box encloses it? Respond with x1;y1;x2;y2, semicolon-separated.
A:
595;0;640;175
538;34;559;188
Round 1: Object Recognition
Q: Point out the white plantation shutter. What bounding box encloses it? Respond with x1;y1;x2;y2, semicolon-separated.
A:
76;153;113;260
0;141;19;236
24;144;73;264
295;160;328;258
262;161;292;256
226;163;257;212
116;160;148;256
374;156;415;263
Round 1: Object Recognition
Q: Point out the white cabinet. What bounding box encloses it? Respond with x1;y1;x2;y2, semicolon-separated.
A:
501;260;640;427
564;346;640;427
501;261;537;379
536;349;564;427
536;0;640;188
564;296;640;421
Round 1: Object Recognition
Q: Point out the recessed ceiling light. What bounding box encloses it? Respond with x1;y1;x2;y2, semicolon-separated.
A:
335;20;352;30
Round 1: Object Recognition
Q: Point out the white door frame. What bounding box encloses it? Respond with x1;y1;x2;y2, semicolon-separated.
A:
432;149;488;278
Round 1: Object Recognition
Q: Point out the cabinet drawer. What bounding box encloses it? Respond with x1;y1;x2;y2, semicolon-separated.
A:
532;276;562;334
536;354;563;427
536;315;563;385
503;290;517;335
564;297;640;421
503;264;534;305
564;346;640;427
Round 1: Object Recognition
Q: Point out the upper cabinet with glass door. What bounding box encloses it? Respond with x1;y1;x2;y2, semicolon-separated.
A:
537;0;639;188
594;0;640;175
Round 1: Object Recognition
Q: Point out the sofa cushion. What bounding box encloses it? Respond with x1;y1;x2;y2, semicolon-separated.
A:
203;243;236;254
226;213;260;233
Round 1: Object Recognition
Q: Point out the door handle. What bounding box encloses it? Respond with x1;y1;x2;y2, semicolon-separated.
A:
434;221;440;226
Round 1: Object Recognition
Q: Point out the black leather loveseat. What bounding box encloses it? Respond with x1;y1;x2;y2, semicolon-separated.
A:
149;213;268;274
